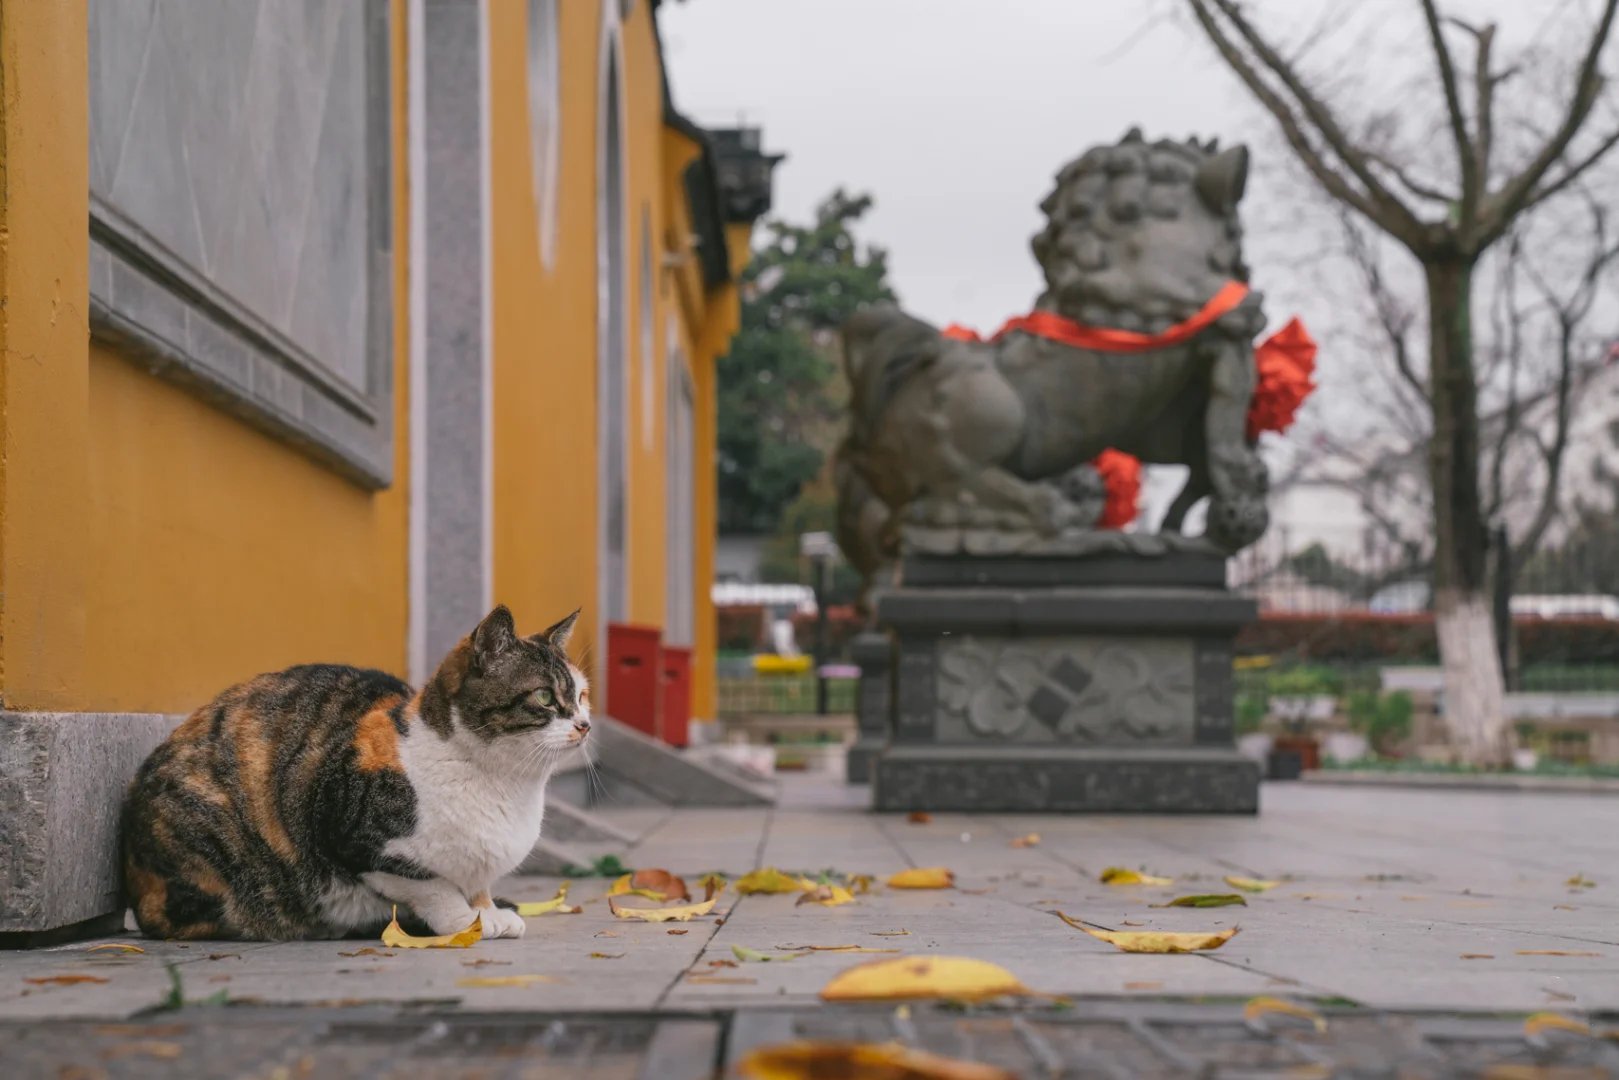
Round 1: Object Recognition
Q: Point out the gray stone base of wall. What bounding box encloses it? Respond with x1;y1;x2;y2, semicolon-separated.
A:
872;746;1261;812
0;711;180;940
845;738;882;784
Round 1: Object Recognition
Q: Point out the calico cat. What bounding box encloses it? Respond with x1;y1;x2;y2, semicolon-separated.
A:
121;605;588;941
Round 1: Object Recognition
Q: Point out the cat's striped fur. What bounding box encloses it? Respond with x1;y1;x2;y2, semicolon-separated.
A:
121;605;587;941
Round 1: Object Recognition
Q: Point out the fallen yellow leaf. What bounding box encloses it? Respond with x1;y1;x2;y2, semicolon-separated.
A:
1009;833;1041;848
101;1041;183;1061
1523;1012;1590;1038
699;872;728;900
1056;912;1236;953
820;956;1028;1002
848;874;875;895
776;944;902;954
1152;894;1247;909
1516;949;1602;957
797;884;856;907
1460;953;1494;960
607;896;718;923
1566;873;1597;889
84;943;145;955
887;867;955;889
516;882;581;916
589;952;625;960
337;947;391;958
734;945;796;963
870;929;910;937
1224;876;1279;893
26;975;109;986
1243;996;1326;1033
455;974;556;988
737;1040;1016;1080
381;906;481;949
737;868;814;895
609;869;691;902
1100;867;1173;886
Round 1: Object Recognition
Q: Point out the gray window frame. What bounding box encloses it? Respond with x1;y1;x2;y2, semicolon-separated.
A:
86;0;396;489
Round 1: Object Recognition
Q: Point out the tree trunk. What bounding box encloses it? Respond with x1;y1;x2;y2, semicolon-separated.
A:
1425;259;1511;766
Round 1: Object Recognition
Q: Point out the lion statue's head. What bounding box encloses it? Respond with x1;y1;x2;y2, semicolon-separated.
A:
1031;129;1251;333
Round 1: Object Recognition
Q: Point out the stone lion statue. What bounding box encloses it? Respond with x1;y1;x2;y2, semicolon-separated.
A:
835;130;1279;586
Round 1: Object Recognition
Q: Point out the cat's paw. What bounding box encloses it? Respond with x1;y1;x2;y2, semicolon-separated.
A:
478;905;526;940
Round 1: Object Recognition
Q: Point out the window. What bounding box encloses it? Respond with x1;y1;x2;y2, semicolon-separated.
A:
526;0;561;270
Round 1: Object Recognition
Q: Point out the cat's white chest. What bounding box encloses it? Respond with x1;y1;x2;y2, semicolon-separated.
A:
386;726;549;891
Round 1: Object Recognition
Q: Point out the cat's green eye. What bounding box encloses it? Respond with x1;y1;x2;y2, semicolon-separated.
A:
529;688;554;709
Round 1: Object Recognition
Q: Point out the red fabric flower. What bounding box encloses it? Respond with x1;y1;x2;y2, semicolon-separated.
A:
1092;449;1141;530
1247;317;1318;441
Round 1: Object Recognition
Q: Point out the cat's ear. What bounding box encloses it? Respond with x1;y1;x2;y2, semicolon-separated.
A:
535;609;581;649
471;605;518;664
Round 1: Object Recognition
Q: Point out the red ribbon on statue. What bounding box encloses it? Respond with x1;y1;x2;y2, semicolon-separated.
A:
940;281;1317;529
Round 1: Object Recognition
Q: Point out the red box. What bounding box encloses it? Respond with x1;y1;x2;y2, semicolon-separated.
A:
660;646;692;748
606;623;662;739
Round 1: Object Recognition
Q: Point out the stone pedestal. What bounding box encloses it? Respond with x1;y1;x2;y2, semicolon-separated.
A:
845;632;892;783
871;553;1260;813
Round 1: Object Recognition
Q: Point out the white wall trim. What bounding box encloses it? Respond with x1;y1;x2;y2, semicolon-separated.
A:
479;0;496;614
595;7;628;673
406;0;429;683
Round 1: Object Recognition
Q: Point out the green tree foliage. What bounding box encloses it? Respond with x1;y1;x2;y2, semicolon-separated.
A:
717;190;894;536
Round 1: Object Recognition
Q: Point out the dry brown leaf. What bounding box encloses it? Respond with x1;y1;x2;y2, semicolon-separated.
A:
337;947;391;958
887;867;955;890
607;896;717;923
1056;912;1237;953
516;882;581;916
1461;953;1495;960
685;975;756;985
461;958;512;968
101;1041;183;1062
1124;981;1163;990
796;884;856;907
1517;949;1602;957
1554;904;1578;911
736;868;814;895
776;944;902;954
699;872;728;901
206;953;241;962
819;956;1028;1002
1121;920;1146;927
455;974;556;988
381;907;481;949
870;929;910;937
1100;867;1173;887
1009;833;1041;848
667;929;690;936
26;975;109;986
958;888;995;896
609;869;691;903
589;952;625;960
737;1040;1016;1080
1224;876;1280;893
707;958;739;969
85;943;144;955
907;811;933;824
1243;996;1326;1033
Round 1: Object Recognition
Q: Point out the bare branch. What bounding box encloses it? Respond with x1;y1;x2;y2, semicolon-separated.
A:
1365;150;1458;204
1517;126;1619;217
1479;0;1619;243
1340;212;1430;402
1419;0;1480;221
1189;0;1427;248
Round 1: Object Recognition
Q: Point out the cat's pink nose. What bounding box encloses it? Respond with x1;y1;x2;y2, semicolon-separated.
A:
573;719;591;736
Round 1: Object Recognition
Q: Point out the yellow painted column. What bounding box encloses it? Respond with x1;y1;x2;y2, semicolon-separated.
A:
0;0;91;708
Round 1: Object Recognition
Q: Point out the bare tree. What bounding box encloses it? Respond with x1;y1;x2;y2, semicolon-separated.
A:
1185;0;1619;765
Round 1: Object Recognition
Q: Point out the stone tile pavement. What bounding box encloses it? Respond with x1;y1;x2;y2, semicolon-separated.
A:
4;775;1619;1074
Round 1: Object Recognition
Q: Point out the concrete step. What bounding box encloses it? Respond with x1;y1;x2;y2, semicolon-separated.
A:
584;716;776;808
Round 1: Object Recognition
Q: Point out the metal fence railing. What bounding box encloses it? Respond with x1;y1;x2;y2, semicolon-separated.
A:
717;675;857;717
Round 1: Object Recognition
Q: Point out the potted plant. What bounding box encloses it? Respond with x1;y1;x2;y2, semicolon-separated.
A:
1265;667;1342;779
1345;689;1414;760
